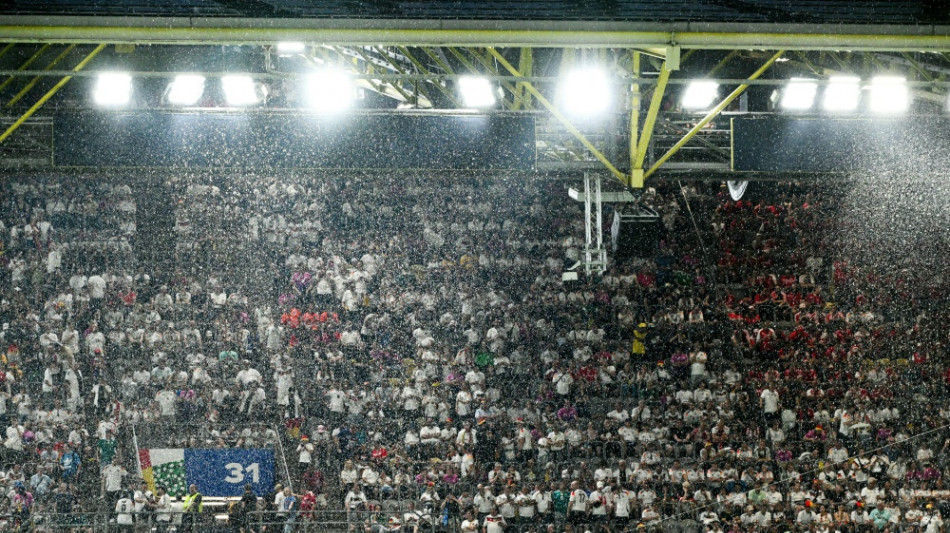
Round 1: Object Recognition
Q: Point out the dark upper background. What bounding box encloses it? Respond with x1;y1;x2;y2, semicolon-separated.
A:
1;0;947;24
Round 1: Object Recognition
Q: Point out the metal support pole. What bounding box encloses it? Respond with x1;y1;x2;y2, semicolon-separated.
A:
595;175;605;270
486;47;627;183
6;44;76;107
630;64;670;188
629;51;640;185
582;173;607;274
0;44;105;144
643;50;785;180
584;173;593;275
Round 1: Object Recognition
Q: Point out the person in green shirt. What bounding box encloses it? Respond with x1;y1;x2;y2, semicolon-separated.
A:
869;504;891;530
748;483;769;505
551;481;570;521
97;437;118;465
474;351;494;368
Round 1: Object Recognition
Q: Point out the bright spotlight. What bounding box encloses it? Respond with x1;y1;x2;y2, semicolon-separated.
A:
682;81;719;110
868;76;909;114
167;75;205;106
277;42;306;56
304;69;354;112
221;75;260;106
93;72;132;107
458;76;496;108
822;76;861;112
560;67;611;116
780;78;818;110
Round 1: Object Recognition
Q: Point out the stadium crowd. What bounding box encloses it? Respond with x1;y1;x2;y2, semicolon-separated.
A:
0;174;948;533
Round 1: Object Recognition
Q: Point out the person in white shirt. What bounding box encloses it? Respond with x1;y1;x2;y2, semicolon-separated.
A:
514;485;536;523
473;486;495;518
101;458;127;502
115;492;135;531
482;508;506;533
568;481;587;523
760;387;780;422
460;510;479;532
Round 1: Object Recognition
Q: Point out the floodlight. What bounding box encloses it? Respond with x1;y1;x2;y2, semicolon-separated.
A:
868;76;909;114
93;72;132;107
304;69;354;112
276;42;306;56
780;78;818;110
560;67;612;116
822;76;861;112
221;75;260;106
166;75;205;106
682;81;719;110
458;76;496;108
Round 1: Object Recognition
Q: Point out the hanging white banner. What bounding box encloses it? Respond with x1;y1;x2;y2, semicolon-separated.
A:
727;180;749;201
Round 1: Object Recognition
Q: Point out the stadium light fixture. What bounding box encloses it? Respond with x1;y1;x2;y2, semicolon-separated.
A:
458;76;496;108
304;68;354;112
166;75;205;106
560;67;612;117
276;42;306;56
868;76;909;114
682;81;719;110
822;76;861;112
221;75;260;106
780;78;818;110
93;72;132;107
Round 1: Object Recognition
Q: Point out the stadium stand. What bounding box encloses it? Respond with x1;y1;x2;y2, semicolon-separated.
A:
1;174;948;533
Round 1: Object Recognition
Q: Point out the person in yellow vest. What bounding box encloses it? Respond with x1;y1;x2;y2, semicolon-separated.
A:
182;484;203;532
632;323;648;356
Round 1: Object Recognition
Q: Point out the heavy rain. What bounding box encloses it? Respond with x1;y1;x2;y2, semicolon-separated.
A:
2;2;950;533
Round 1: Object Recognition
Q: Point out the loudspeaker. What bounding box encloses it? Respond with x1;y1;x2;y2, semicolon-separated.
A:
612;209;660;260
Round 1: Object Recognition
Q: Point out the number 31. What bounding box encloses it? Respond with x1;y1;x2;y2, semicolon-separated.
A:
225;462;260;484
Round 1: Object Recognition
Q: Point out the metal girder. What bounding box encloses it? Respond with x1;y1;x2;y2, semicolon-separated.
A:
0;43;50;93
513;48;532;110
6;18;950;51
630;64;671;187
0;43;15;60
0;44;105;144
629;51;640;178
6;44;76;107
397;46;460;107
453;48;530;110
485;47;626;183
783;51;946;105
315;46;432;107
643;50;785;180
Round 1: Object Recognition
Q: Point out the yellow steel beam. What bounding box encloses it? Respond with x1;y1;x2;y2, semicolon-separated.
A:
6;44;76;107
372;46;432;103
446;48;518;110
643;50;785;180
707;50;739;77
628;51;640;185
464;48;531;110
0;43;15;60
0;44;105;144
420;48;455;75
397;46;460;106
514;47;532;110
633;64;670;168
0;43;50;93
485;47;626;183
6;21;950;51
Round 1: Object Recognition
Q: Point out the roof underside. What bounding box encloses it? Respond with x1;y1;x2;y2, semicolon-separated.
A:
2;0;947;25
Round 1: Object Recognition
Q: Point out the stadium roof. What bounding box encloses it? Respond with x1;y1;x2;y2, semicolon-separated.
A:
1;0;947;25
